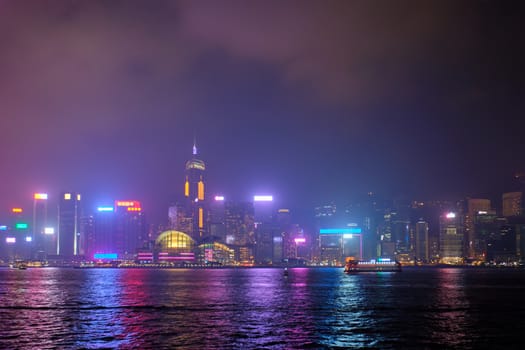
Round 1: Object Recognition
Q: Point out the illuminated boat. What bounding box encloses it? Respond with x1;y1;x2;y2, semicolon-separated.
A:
344;257;401;273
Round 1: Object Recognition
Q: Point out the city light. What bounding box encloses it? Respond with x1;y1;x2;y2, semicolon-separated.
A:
294;237;306;244
0;225;6;231
44;227;55;235
127;207;142;212
34;193;48;200
25;236;32;242
64;193;71;200
214;195;225;201
254;195;273;201
446;212;456;219
15;223;28;230
94;253;118;259
6;237;15;244
116;200;141;207
97;206;114;212
278;209;290;213
343;234;353;239
11;208;23;213
320;228;362;234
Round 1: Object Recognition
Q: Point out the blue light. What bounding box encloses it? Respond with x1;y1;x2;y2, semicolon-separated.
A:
94;253;118;259
319;228;362;234
97;207;114;212
0;225;7;231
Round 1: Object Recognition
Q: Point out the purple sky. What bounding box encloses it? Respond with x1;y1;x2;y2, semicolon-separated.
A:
0;0;524;224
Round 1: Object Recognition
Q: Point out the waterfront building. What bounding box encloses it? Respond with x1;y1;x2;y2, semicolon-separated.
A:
57;192;81;258
502;192;522;217
156;230;196;264
32;192;52;260
90;206;115;259
114;200;146;260
439;212;464;264
224;201;255;265
465;198;491;259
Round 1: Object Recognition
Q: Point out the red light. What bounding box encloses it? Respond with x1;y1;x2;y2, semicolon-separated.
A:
116;200;141;207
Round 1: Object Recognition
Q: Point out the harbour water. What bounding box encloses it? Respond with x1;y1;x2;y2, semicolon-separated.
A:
1;267;525;349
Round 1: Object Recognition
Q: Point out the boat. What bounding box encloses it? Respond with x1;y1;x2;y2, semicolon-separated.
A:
344;257;401;273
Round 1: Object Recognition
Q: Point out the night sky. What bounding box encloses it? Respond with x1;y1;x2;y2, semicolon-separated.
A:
1;0;524;224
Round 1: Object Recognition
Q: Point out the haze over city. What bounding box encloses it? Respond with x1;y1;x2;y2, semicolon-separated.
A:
1;0;524;226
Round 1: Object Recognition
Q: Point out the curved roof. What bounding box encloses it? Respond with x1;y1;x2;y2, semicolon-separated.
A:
156;230;195;252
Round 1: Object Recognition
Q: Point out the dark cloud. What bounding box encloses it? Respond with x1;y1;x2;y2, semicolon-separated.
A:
0;0;523;223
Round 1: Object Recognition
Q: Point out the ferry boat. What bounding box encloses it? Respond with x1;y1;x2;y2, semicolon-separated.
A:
344;257;401;273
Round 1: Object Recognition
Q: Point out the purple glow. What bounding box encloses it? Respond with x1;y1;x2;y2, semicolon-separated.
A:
254;195;273;201
294;237;306;244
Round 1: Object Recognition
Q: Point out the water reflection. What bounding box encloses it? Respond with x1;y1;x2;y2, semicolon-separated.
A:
429;268;472;348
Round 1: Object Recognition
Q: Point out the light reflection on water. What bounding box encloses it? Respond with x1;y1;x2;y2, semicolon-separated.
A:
1;267;525;349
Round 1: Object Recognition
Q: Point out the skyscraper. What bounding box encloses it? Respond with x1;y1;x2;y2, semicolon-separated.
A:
439;212;464;264
57;192;81;258
415;220;429;262
465;198;491;258
184;141;206;240
502;192;522;217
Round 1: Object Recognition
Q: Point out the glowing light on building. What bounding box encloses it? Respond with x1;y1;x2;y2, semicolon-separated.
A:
343;234;353;239
254;195;273;202
15;223;28;230
214;195;225;201
0;225;7;231
94;253;118;260
127;207;142;212
11;208;23;213
184;178;189;197
44;227;55;235
64;193;71;200
446;212;456;219
6;237;16;244
77;194;81;201
198;207;204;229
116;200;141;207
278;209;290;213
294;237;306;244
319;228;362;234
97;207;114;212
34;193;48;200
25;236;32;242
198;179;205;201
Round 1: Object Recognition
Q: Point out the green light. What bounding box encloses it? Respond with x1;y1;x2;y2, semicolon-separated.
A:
16;223;28;229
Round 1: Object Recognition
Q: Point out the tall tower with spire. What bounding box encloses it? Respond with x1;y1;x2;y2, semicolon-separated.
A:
184;139;206;240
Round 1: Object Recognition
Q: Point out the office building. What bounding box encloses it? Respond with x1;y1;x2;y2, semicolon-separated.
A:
57;192;81;258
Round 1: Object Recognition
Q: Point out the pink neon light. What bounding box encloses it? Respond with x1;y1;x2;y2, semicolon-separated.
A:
294;238;306;244
446;212;456;219
214;196;225;201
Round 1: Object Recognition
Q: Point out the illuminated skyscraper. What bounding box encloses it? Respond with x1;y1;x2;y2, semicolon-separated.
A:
114;200;146;260
465;198;491;259
439;212;464;264
184;141;206;240
32;193;50;259
502;192;522;217
57;192;81;258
